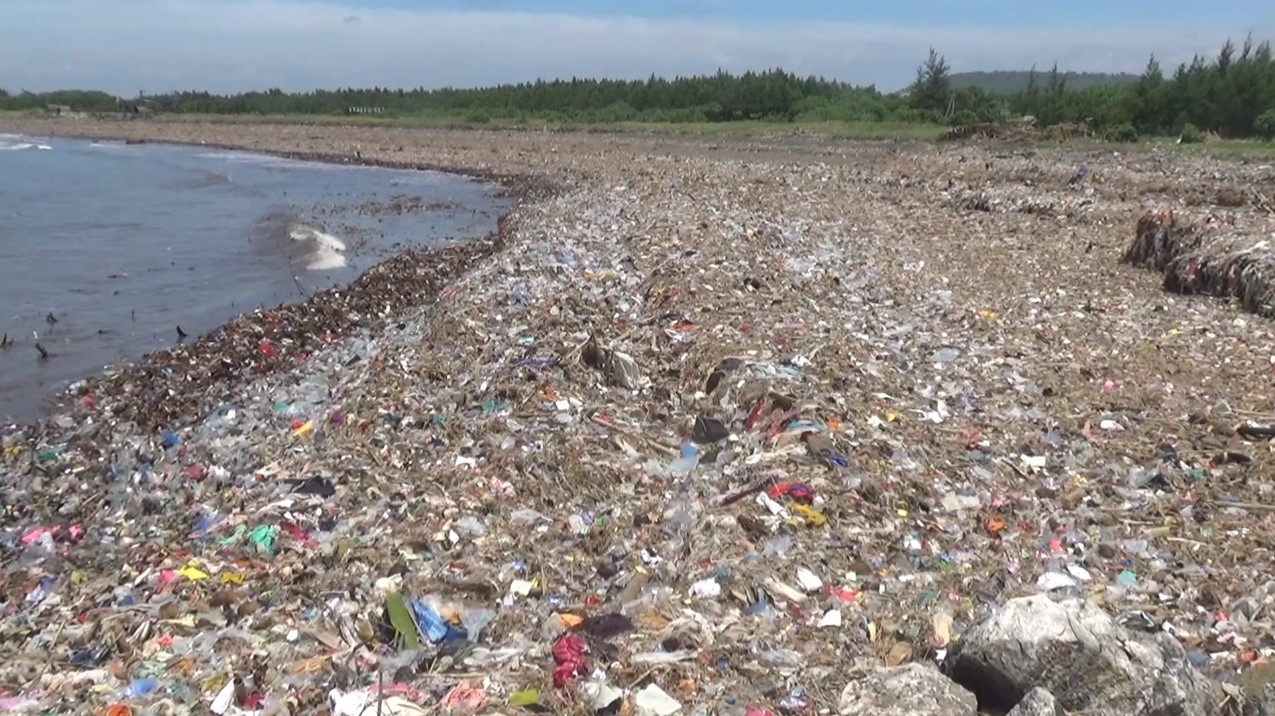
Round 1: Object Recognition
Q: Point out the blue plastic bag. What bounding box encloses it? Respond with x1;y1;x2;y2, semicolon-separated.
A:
409;599;468;644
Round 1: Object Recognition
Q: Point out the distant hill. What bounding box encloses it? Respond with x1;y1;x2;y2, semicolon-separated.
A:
950;70;1139;95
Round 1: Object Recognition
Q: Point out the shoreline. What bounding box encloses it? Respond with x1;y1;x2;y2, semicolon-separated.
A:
0;132;554;442
112;137;561;202
12;129;559;198
4;118;1275;714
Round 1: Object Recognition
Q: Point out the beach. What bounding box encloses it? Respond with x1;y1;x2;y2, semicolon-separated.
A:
0;134;509;422
3;117;1275;714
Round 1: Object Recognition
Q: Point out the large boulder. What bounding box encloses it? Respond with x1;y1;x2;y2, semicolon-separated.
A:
838;663;977;716
944;596;1220;716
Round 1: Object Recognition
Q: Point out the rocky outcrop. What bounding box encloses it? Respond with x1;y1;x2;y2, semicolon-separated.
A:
838;663;977;716
944;596;1220;716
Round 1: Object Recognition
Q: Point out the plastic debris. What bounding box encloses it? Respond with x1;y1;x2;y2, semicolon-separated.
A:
634;684;682;716
0;121;1272;715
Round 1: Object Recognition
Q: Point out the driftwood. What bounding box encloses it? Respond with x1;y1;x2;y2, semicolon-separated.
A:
938;123;1041;143
939;123;1004;142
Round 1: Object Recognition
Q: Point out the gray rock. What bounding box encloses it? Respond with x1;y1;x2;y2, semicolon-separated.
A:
945;596;1220;716
838;663;977;716
1007;688;1063;716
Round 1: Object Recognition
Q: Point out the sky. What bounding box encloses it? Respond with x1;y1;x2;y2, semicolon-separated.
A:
1;0;1273;95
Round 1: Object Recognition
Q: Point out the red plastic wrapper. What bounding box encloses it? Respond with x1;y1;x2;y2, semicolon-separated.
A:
551;634;589;687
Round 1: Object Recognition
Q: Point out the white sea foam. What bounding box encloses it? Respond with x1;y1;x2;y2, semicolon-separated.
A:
0;134;52;151
196;151;295;169
289;224;348;270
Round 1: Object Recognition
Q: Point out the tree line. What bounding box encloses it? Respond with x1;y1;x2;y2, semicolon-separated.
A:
2;35;1273;140
0;89;121;113
1009;36;1275;140
2;71;901;125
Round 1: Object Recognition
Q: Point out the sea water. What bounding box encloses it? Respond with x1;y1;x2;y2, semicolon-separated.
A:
0;134;510;421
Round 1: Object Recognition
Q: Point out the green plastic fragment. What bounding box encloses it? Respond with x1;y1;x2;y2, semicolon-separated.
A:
385;592;420;649
218;523;247;547
510;688;540;706
248;524;278;555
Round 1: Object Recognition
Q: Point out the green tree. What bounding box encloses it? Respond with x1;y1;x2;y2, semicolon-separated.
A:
910;48;952;117
1127;55;1166;133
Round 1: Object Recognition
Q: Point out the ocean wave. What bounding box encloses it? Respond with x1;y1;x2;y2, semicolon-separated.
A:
182;169;233;189
195;151;296;169
289;224;348;270
0;140;52;151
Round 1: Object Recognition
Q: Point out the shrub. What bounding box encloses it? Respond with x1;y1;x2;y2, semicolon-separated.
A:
1104;123;1138;143
596;101;636;123
1256;110;1275;141
1178;122;1203;144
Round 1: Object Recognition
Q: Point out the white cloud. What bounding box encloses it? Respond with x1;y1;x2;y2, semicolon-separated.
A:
0;0;1269;94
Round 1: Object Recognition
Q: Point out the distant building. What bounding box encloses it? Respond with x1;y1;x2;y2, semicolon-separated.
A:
346;106;385;115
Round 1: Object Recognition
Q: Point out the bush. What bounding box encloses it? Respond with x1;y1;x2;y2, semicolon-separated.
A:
596;101;636;123
893;107;927;123
1178;122;1203;143
463;108;490;124
1256;110;1275;141
1104;123;1138;143
951;109;979;126
793;96;829;115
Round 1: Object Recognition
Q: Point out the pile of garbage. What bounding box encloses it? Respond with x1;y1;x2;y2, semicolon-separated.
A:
5;119;1275;716
938;123;1039;143
951;184;1097;218
1125;209;1275;318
